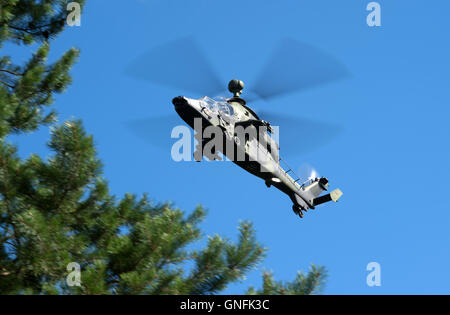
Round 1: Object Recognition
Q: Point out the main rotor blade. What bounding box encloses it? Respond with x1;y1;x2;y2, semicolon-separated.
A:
125;114;187;152
126;110;343;157
251;39;350;101
125;37;224;96
257;110;344;156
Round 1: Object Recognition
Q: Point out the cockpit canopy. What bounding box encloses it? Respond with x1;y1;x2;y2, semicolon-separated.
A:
200;96;234;117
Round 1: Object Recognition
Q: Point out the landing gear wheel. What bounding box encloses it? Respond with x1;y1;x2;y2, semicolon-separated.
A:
292;206;304;218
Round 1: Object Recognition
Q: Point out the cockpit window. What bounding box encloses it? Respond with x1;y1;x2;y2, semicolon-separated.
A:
200;96;234;117
218;103;234;116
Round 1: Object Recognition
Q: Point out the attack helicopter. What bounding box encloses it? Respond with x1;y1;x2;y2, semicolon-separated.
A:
126;37;348;218
172;79;342;218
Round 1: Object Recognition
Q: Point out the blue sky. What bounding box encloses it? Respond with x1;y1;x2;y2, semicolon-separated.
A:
7;0;450;294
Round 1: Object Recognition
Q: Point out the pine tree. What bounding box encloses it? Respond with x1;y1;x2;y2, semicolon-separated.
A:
0;1;327;294
247;265;327;295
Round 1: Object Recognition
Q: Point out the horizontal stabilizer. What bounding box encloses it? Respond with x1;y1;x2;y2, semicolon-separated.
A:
313;189;343;206
330;189;343;202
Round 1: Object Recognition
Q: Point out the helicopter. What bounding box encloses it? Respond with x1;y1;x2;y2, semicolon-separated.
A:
172;79;342;218
126;37;348;218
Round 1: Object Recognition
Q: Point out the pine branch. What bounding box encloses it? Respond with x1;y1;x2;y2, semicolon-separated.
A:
0;69;23;76
0;79;14;89
0;151;21;249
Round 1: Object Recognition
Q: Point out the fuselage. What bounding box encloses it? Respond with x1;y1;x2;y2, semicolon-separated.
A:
172;95;329;213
